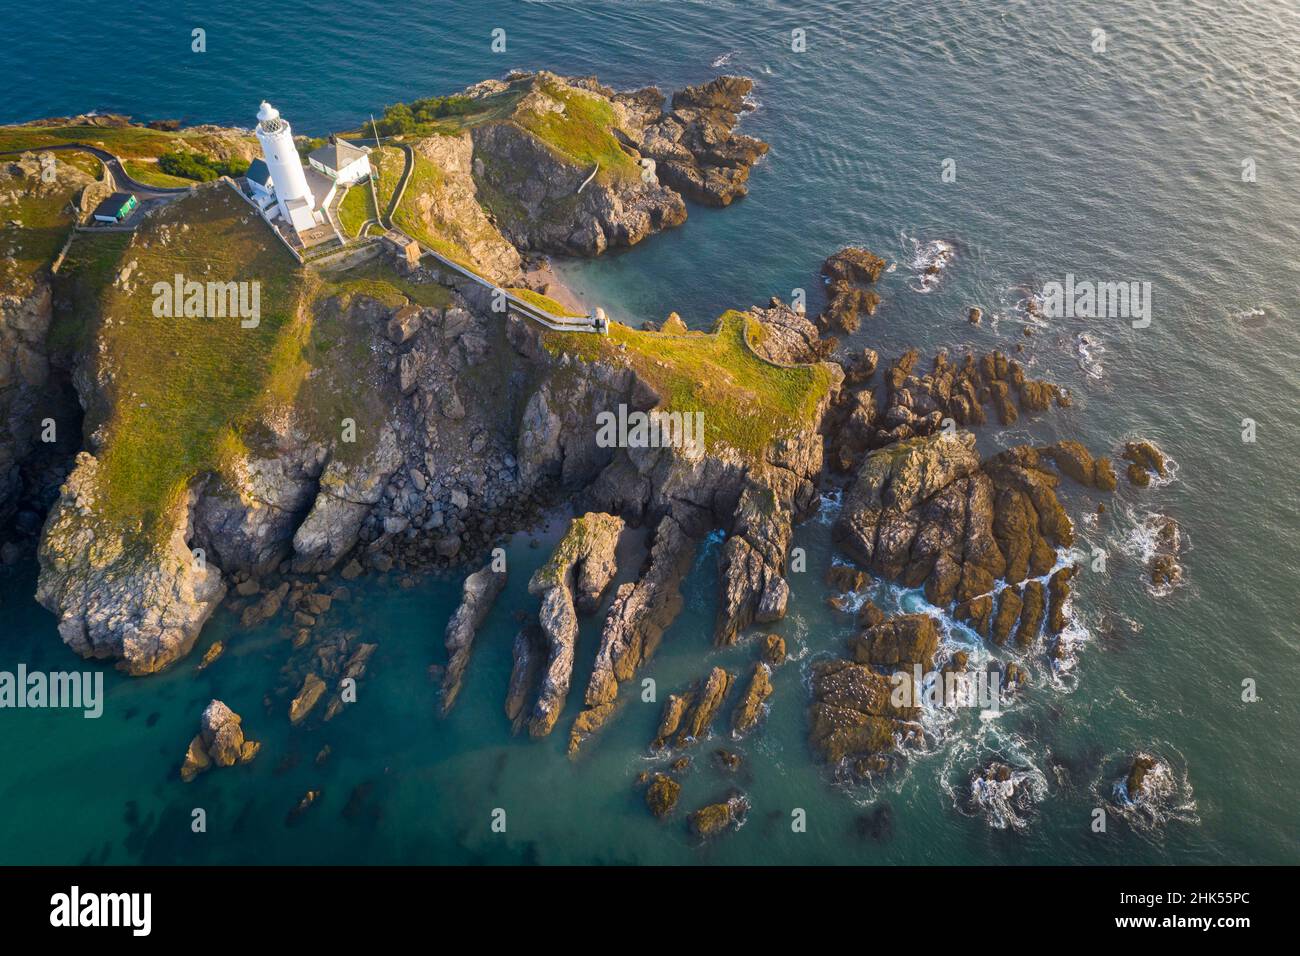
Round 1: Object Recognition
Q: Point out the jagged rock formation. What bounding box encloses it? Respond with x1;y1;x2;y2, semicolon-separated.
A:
1043;440;1118;491
466;72;687;256
289;673;327;724
1;152;96;527
1122;440;1168;487
833;432;1079;645
644;772;681;819
652;666;733;750
688;791;749;837
37;461;226;675
807;612;941;773
441;561;507;713
405;132;523;284
819;247;887;333
629;75;769;207
568;514;696;754
827;348;1071;473
745;297;835;365
731;662;773;735
180;699;259;782
523;512;624;738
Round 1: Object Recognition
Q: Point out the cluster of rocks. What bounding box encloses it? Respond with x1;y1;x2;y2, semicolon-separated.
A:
180;700;259;782
652;666;734;750
818;247;887;334
1121;440;1168;487
626;74;770;207
833;433;1084;649
568;514;696;753
466;71;687;256
827;346;1071;473
505;512;624;738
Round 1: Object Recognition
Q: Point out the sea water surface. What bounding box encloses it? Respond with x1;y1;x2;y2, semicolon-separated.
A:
1;0;1298;864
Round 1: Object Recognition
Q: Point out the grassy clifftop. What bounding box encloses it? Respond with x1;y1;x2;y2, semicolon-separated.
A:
73;186;306;538
543;310;836;461
0;122;256;161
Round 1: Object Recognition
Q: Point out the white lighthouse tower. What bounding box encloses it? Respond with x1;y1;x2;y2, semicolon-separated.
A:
254;101;317;233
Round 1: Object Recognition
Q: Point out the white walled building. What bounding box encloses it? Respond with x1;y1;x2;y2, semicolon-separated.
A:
308;140;371;184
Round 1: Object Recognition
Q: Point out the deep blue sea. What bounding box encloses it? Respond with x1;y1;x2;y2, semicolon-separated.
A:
1;0;1297;864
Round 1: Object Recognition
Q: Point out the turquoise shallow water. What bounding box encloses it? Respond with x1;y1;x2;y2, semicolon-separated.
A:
1;0;1298;864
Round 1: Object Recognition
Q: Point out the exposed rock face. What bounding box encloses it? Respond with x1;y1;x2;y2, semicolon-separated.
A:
652;666;733;749
180;699;259;782
833;433;1074;643
808;658;923;765
745;297;832;365
291;426;404;573
731;662;773;735
644;772;681;819
1;153;96;526
37;459;226;675
826;348;1071;473
819;247;886;333
848;614;940;671
524;512;624;738
406;132;524;285
440;561;508;714
468;72;686;256
633;75;769;207
688;791;750;837
569;514;696;754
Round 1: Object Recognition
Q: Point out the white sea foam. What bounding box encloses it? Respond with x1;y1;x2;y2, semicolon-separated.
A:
899;232;955;293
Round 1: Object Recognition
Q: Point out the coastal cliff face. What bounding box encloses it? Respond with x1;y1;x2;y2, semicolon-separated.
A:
460;71;766;256
19;90;824;676
0;153;100;531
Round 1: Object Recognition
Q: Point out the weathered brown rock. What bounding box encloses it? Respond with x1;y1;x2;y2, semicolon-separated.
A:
527;513;625;738
731;662;773;734
180;700;258;782
653;666;733;749
645;773;681;819
441;562;508;714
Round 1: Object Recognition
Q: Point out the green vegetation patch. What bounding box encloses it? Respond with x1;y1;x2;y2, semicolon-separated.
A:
0;123;255;160
84;186;306;539
0;153;99;294
123;159;194;188
543;310;834;461
505;287;587;318
515;80;638;183
337;182;377;239
156;150;249;182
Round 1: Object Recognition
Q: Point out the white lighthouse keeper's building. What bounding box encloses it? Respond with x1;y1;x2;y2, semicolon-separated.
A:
254;101;318;234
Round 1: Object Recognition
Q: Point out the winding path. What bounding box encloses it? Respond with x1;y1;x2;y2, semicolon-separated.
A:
1;142;193;199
